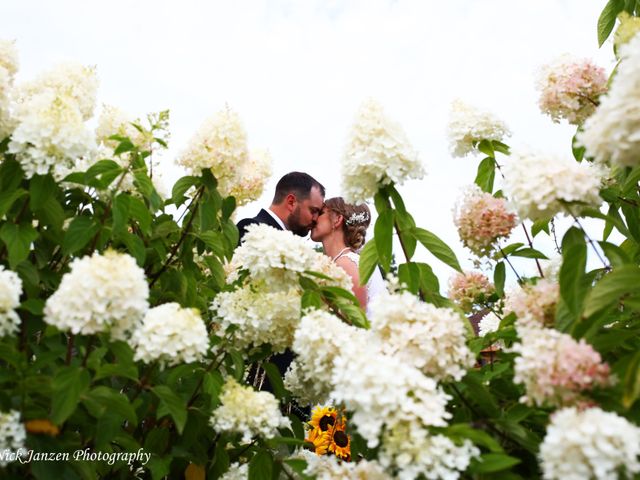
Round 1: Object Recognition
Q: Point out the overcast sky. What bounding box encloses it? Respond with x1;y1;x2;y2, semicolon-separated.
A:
2;0;616;287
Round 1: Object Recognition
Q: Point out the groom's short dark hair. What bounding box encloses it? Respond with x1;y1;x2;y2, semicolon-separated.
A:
272;172;325;204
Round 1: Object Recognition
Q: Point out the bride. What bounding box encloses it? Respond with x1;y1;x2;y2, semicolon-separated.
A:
311;197;385;317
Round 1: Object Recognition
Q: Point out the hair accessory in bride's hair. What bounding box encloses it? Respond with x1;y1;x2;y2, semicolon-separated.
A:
345;211;369;226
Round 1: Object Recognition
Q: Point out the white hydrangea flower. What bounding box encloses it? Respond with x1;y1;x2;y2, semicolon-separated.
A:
8;89;97;179
540;407;640;480
503;150;602;221
44;250;149;340
0;40;18;140
177;105;248;181
229;224;352;290
579;33;640;167
447;99;511;157
300;450;391;479
0;266;22;337
504;279;559;328
18;62;98;120
220;462;248;480
0;410;26;467
286;309;370;404
478;311;501;337
0;40;19;79
210;377;291;442
331;343;451;448
222;148;273;207
211;283;301;353
379;421;480;480
342;98;424;203
96;104;149;149
130;303;209;368
369;291;475;381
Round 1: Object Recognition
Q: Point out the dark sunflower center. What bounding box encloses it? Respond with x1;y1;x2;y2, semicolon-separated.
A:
319;415;335;431
334;430;349;447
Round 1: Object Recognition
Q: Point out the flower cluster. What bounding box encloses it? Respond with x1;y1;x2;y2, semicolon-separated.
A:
96;104;149;149
453;185;517;256
214;224;351;353
44;250;149;340
511;326;611;407
0;410;26;467
478;311;501;337
8;62;98;179
369;291;475;381
220;462;248;480
379;421;480;480
223;148;273;207
447;99;511;157
0;265;22;337
579;33;640;167
210;378;290;442
504;279;559;328
305;406;351;460
331;342;452;448
341;98;424;203
536;55;608;125
211;283;301;354
448;271;495;313
286;309;369;404
539;407;640;480
502;150;602;221
177;106;272;202
129;303;209;368
0;39;19;140
301;450;391;480
615;12;640;51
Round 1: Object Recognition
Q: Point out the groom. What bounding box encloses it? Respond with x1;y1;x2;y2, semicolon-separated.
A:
236;171;325;394
237;171;325;243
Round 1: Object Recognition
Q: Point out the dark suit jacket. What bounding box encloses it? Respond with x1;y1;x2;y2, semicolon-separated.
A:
236;208;284;245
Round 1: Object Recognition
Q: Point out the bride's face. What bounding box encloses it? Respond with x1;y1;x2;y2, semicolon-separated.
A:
310;208;334;242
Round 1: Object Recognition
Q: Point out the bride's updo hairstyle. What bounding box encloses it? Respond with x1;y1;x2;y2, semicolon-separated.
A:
325;197;371;250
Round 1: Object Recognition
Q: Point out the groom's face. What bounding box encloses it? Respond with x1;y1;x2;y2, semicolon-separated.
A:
288;186;324;237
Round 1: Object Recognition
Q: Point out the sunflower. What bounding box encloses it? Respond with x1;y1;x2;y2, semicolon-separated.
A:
328;422;351;461
308;405;338;433
305;427;330;455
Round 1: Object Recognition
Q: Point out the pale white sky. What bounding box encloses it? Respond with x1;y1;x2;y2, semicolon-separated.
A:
2;0;616;288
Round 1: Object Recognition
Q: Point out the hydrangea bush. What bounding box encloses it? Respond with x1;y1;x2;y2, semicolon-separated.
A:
0;3;639;479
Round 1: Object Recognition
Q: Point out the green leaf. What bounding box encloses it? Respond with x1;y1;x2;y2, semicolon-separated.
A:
494;261;506;297
623;351;640;408
560;239;588;319
598;0;625;46
113;138;135;155
477;139;495;158
445;424;504;453
469;453;521;474
29;174;58;210
152;385;188;434
62;216;100;255
584;265;640;317
249;451;273;480
262;362;288;400
395;210;417;260
498;242;524;258
112;193;131;235
0;223;38;268
0;188;27;218
374;209;394;272
398;262;421;295
120;232;146;266
599;241;631;267
200;231;226;258
531;218;550;237
358;240;379;284
51;367;91;425
475;157;496;193
413;227;462;272
129;195;153;234
221;196;236;221
94;363;139;382
510;247;548;259
83;386;138;425
133;169;162;211
171;175;199;205
572;131;586;161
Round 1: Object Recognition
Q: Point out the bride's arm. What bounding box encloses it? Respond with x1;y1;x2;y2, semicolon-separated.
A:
335;256;368;311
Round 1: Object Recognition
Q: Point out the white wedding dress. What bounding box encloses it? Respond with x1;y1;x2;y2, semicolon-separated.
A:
338;251;387;318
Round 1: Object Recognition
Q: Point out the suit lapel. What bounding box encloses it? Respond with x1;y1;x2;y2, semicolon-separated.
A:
256;209;284;231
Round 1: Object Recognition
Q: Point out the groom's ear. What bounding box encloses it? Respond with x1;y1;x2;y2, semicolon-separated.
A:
285;193;297;212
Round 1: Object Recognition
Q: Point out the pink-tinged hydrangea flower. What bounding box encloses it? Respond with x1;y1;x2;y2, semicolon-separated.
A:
614;12;640;51
536;55;607;125
447;99;511;157
448;271;495;313
504;279;559;328
503;150;603;221
540;407;640;480
511;326;611;407
579;33;640;167
453;185;517;256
